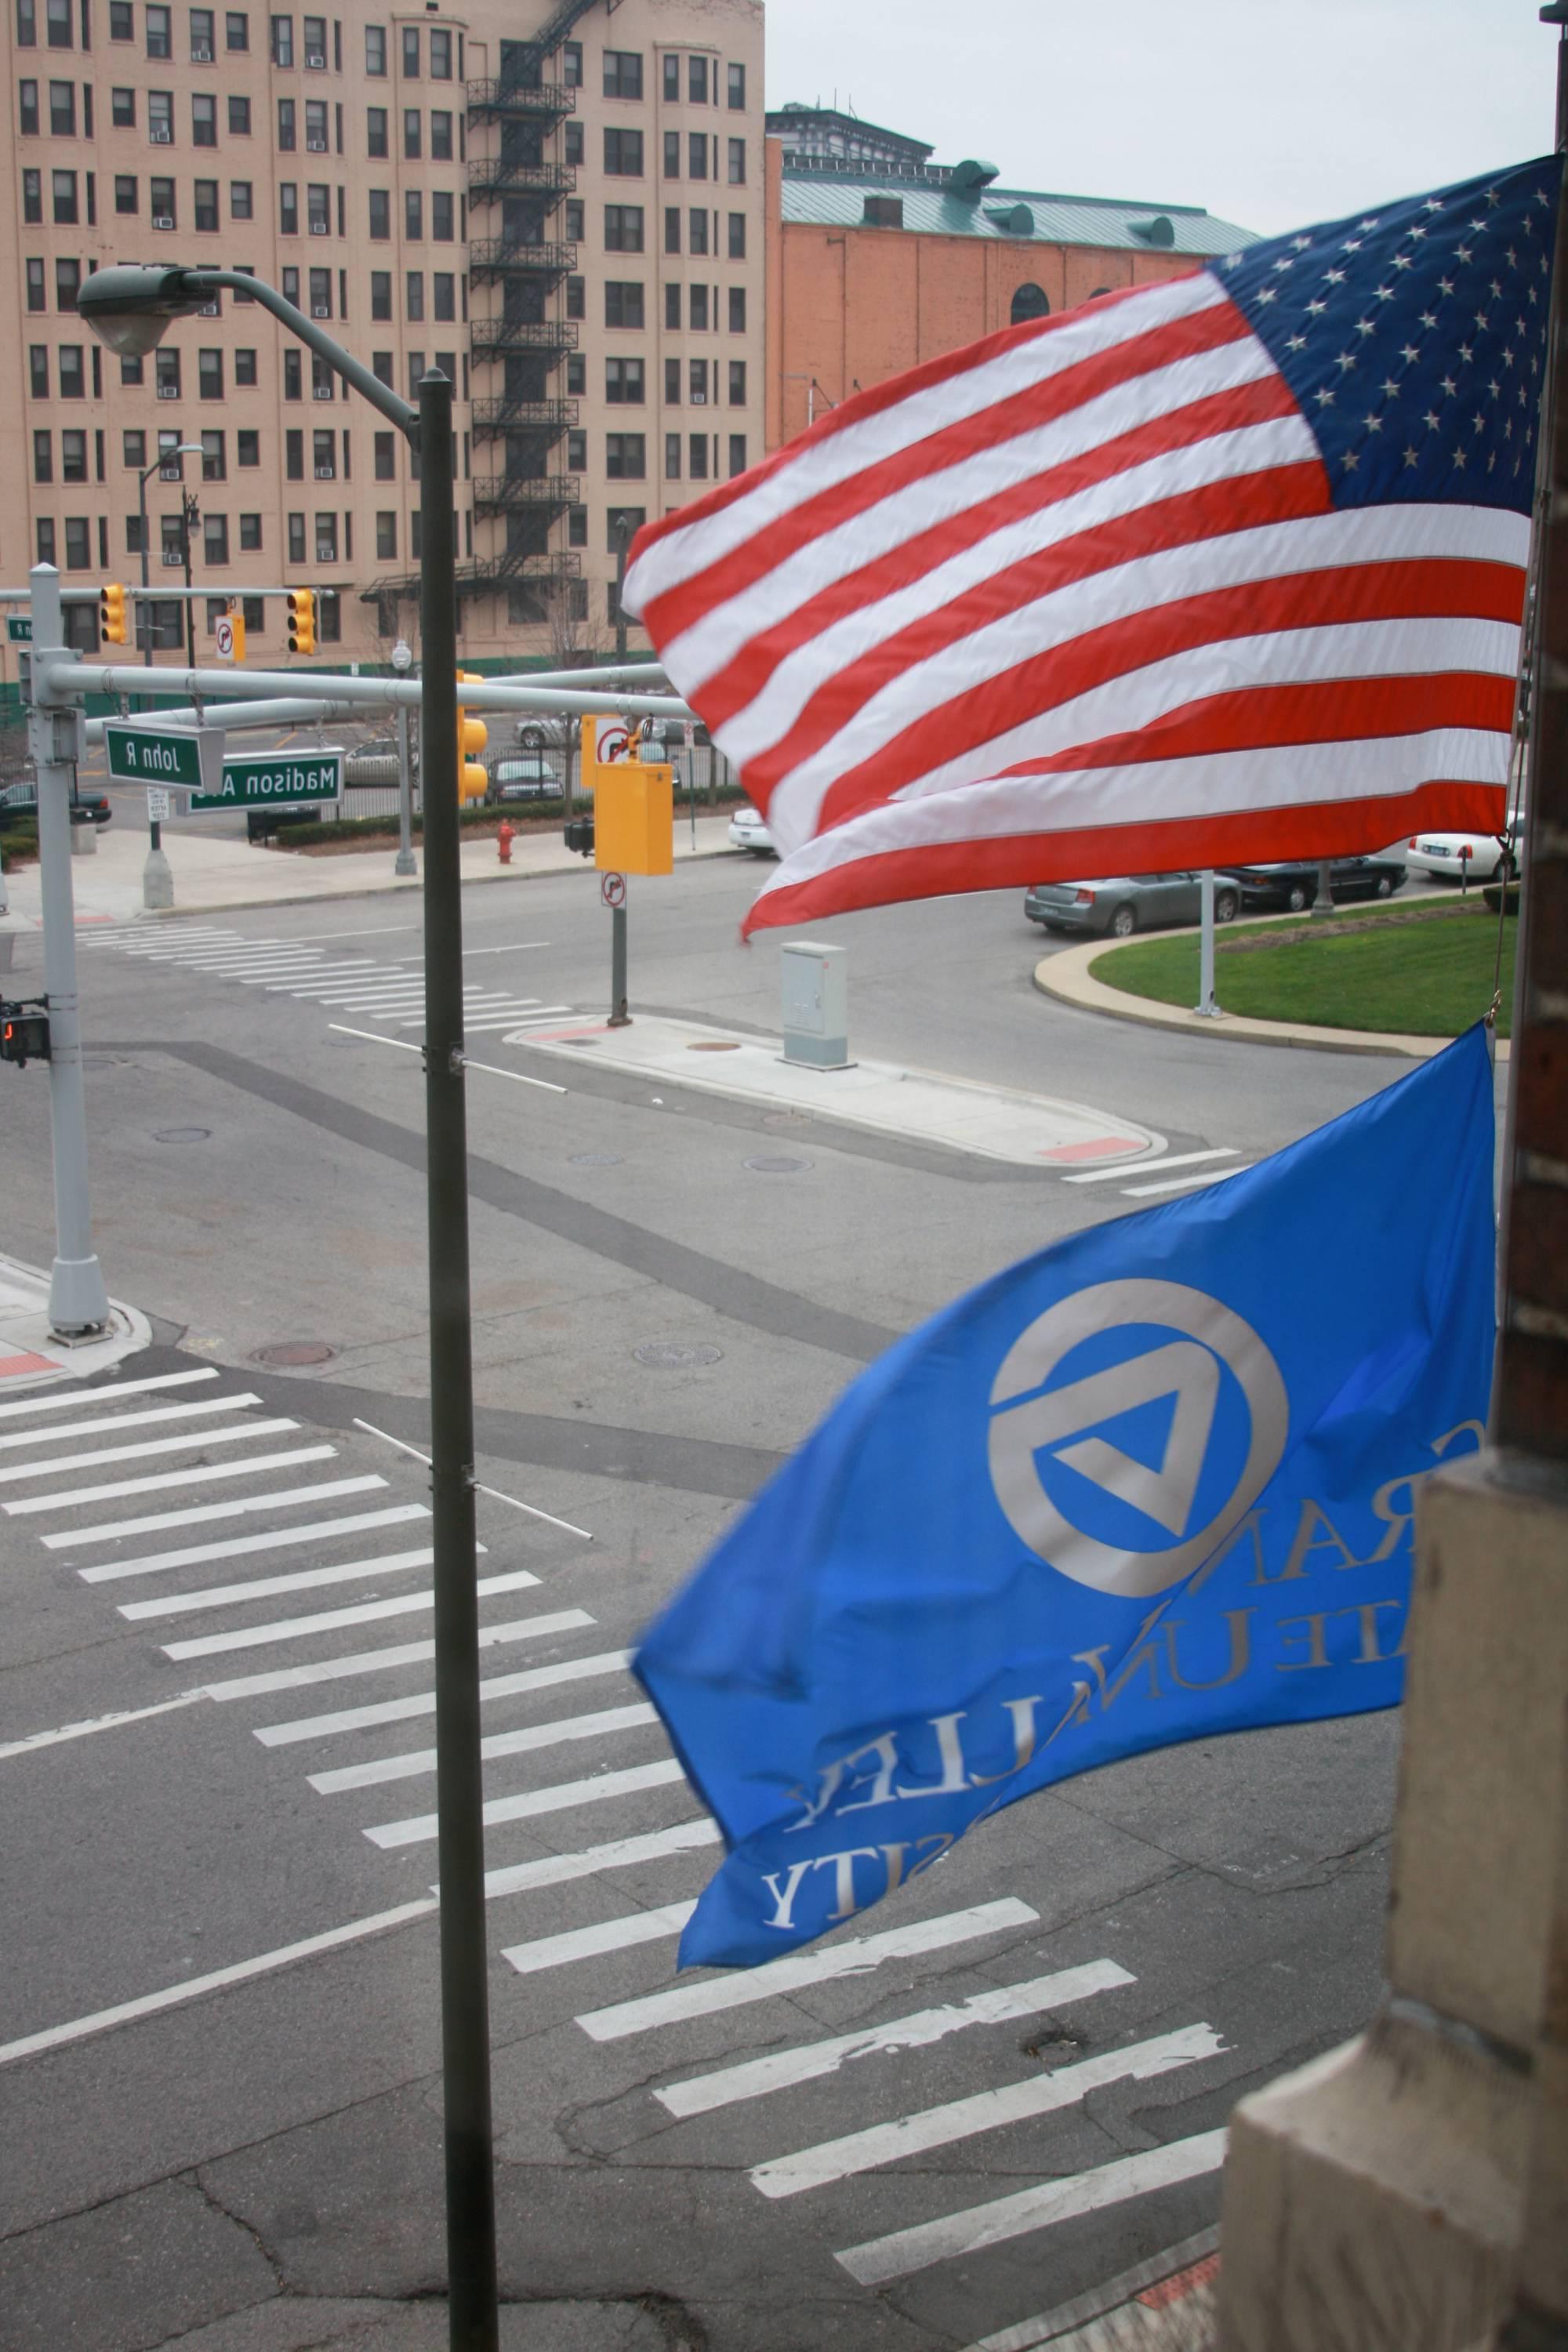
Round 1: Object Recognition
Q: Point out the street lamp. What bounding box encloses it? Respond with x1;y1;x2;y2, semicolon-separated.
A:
78;263;499;2352
133;440;201;910
136;441;201;669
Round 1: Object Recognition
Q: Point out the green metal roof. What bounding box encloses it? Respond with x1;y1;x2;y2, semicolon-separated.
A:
779;170;1259;259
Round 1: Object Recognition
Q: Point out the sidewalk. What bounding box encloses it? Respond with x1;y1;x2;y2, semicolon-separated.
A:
0;809;739;927
0;1255;150;1390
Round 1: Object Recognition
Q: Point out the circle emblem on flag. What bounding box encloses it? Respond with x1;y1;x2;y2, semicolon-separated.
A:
987;1279;1288;1596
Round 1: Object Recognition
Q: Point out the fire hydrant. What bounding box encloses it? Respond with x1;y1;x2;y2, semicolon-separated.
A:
496;818;514;866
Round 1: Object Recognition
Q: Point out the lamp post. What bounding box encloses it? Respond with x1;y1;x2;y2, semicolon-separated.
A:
136;441;201;909
79;264;499;2352
136;441;201;671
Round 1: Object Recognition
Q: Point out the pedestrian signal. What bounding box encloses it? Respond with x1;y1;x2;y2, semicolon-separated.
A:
100;583;129;646
287;588;316;655
457;671;488;801
1;1000;50;1067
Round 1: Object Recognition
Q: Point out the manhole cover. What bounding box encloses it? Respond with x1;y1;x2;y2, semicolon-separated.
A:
153;1127;211;1143
633;1341;724;1370
761;1111;811;1130
688;1040;741;1052
252;1341;337;1367
744;1154;812;1173
570;1152;622;1167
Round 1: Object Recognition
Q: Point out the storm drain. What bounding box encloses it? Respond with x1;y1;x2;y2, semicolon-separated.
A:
252;1341;338;1368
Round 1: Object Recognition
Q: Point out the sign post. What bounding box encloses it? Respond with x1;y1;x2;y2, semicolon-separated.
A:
391;640;416;879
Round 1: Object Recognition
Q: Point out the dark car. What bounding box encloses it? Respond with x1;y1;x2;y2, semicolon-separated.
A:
485;754;561;805
1221;855;1407;912
1025;871;1241;938
0;777;111;829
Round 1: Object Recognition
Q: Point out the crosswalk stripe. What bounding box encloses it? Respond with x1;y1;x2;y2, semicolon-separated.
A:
205;1610;595;1701
477;1817;720;1900
366;1755;688;1849
655;1960;1135;2122
279;978;419;1000
307;1699;658;1793
120;1542;463;1620
43;1475;389;1549
1062;1147;1236;1189
78;1503;429;1582
1121;1168;1247;1198
834;2130;1231;2288
162;1567;542;1659
256;1647;632;1745
0;1392;261;1451
503;1901;697;1976
397;1004;567;1030
750;2024;1224;2201
453;1009;572;1033
575;1899;1041;2045
0;1417;299;1486
2;1444;338;1515
0;1367;221;1422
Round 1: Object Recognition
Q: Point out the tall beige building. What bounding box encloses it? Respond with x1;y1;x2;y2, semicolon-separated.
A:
0;0;764;673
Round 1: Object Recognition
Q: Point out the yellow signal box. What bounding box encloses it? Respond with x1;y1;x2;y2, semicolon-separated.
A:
286;587;315;655
221;607;246;662
586;717;673;876
100;583;130;645
457;671;488;800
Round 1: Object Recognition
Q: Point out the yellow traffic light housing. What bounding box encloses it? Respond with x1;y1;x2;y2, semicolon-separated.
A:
457;671;488;801
100;583;129;646
287;587;316;655
223;607;246;662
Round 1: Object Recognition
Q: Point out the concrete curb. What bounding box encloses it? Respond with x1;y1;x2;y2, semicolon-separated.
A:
1033;931;1507;1062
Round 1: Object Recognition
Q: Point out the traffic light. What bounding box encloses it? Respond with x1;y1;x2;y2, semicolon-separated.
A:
100;583;129;646
564;816;595;857
223;608;246;662
457;671;488;801
1;1000;50;1068
286;587;316;655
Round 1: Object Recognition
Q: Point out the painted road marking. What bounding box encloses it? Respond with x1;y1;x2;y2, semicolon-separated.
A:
3;1445;337;1515
503;1902;698;1976
161;1569;541;1660
0;1392;261;1450
0;1418;299;1485
119;1543;455;1620
0;1367;220;1421
477;1817;720;1901
204;1610;594;1701
77;1503;428;1581
45;1475;389;1549
253;1647;632;1745
366;1757;688;1850
1063;1148;1239;1188
307;1699;658;1793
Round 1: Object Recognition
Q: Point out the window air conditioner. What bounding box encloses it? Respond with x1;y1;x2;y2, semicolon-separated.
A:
314;464;334;477
312;383;333;398
162;550;183;565
307;136;326;151
311;301;330;317
191;40;212;59
305;49;325;67
153;214;176;230
150;127;172;143
156;380;179;395
309;220;328;234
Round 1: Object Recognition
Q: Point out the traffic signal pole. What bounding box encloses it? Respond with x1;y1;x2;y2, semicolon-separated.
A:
27;563;111;1338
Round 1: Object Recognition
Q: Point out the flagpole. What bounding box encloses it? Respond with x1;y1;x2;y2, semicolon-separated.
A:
1493;16;1568;1456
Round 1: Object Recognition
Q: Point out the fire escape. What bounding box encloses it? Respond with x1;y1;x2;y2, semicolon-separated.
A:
363;0;607;617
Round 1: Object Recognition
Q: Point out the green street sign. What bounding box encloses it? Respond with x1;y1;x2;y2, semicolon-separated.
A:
7;615;32;643
190;749;343;811
103;722;224;792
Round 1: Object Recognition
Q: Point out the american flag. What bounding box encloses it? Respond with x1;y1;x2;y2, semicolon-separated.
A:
623;157;1558;936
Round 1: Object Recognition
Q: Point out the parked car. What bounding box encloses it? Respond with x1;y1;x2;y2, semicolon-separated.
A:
0;778;111;829
728;802;776;856
1220;855;1408;912
485;754;561;805
1024;871;1240;938
1403;827;1516;883
343;736;403;787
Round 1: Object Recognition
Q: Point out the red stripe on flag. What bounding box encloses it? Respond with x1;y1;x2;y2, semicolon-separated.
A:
1018;671;1515;771
738;782;1509;937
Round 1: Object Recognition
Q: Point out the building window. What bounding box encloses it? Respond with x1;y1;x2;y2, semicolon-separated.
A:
566;428;586;470
688;55;707;103
35;518;55;565
688;357;707;405
61;427;87;480
603;47;641;99
728;61;745;110
664;282;680;331
311;426;334;475
310;351;333;397
56;258;85;310
431;190;453;240
23;169;42;223
230;176;252;218
151;345;178;399
562;38;580;85
203;512;228;563
373;430;394;479
368;187;389;238
283;348;300;397
566;504;588;547
663;355;680;404
226;10;248;49
605;433;644;479
429;24;449;77
604;126;642;176
402;104;419;158
728;210;746;260
370;350;391;387
304;96;326;149
237;427;259;463
688;432;709;480
727;138;745;185
234;347;256;384
607;504;645;554
565;273;584;319
49;78;74;133
278;180;297;233
663;206;682;257
307;181;328;233
146;0;170;51
604;203;644;252
314;510;337;561
58;343;85;397
434;270;455;321
26;259;45;311
370;269;390;319
147;86;173;140
317;589;340;642
604;280;644;329
287;510;304;562
228;94;249;134
664;431;680;480
430;108;452;161
19;79;41;133
662;130;679;179
404;188;422;238
270;9;290;65
688;133;707;180
276;94;295;148
661;50;678;101
192;91;216;143
728;285;746;332
405;269;423;321
65;515;91;568
688;208;708;256
365;21;383;74
191;6;215;57
200;426;225;477
53;168;78;222
366;105;387;156
194;176;219;230
728;358;746;406
198;347;223;398
122;429;146;466
400;23;417;75
236;512;259;551
376;510;396;559
29;346;49;396
564;119;583;165
302;11;323;66
32;430;51;481
109;1;132;35
728;434;747;477
1011;282;1051;324
606;356;644;404
689;285;708;332
112;172;137;214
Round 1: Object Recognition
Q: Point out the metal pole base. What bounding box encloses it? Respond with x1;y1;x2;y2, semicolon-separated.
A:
394;848;418;878
143;848;175;910
49;1252;111;1338
608;899;630;1026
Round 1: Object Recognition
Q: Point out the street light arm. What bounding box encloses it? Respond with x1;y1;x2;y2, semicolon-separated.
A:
182;270;419;439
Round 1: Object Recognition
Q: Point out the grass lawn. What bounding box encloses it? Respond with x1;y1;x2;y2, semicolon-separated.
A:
1088;898;1515;1037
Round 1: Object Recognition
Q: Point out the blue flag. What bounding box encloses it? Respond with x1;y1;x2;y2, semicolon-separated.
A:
635;1029;1497;1968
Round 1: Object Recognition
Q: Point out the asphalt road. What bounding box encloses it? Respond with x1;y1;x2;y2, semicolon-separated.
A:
0;860;1450;2350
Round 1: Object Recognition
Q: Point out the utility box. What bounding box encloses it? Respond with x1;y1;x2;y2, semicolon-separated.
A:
781;939;852;1069
595;760;673;876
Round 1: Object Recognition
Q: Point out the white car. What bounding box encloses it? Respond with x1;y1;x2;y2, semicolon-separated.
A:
1404;822;1518;883
728;802;776;856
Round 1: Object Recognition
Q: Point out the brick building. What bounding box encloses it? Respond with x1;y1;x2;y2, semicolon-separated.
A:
763;107;1258;450
0;0;764;675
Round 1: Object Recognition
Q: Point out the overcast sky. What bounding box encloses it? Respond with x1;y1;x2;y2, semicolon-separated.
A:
764;0;1555;239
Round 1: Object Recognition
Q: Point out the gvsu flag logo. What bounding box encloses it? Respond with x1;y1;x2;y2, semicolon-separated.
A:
636;1031;1497;1969
988;1279;1288;1598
